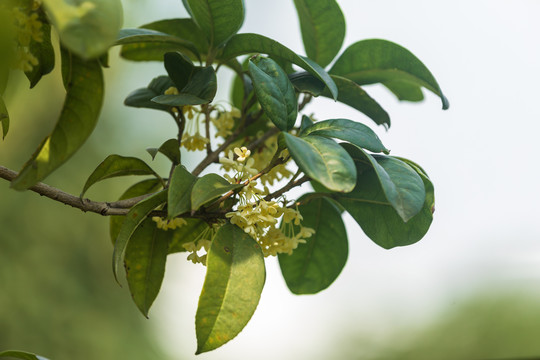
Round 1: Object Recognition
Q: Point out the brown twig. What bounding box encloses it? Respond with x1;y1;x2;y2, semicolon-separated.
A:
0;166;230;220
0;166;148;216
264;175;310;202
203;104;213;156
246;127;280;152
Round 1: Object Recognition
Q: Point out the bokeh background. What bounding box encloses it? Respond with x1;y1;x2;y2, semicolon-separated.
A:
2;0;540;359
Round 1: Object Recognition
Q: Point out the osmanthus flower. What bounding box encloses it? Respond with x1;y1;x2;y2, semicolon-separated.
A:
181;226;218;266
174;104;209;151
220;146;315;258
211;107;239;139
152;216;187;230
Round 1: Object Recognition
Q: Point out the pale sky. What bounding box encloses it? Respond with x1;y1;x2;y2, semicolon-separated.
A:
110;1;540;359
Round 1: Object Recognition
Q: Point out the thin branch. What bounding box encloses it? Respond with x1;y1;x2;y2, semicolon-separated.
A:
203;104;213;156
0;165;229;220
264;175;310;202
0;166;145;215
246;127;280;152
298;94;313;112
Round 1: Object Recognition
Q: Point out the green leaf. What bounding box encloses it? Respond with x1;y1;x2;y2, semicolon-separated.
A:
168;218;210;253
147;138;180;165
81;155;158;197
336;155;434;249
181;66;217;101
284;133;356;192
24;10;55;88
191;174;243;212
163;52;195;90
289;71;326;97
325;75;391;128
120;18;208;62
0;97;8;140
196;223;265;354
110;179;163;244
0;350;49;360
345;144;424;221
115;28;200;61
43;0;123;59
330;39;449;110
293;0;345;67
113;189;168;283
248;56;297;131
278;196;347;294
183;0;245;48
219;33;338;99
301;118;389;154
125;218;169;317
168;165;197;218
154;52;217;104
151;93;208;106
124;75;176;111
11;51;104;191
299;114;314;134
383;80;424;102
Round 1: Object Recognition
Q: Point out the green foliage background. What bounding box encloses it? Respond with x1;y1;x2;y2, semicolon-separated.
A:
0;71;169;359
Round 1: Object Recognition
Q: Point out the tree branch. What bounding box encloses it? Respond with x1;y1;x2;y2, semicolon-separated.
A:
0;166;146;216
264;175;310;202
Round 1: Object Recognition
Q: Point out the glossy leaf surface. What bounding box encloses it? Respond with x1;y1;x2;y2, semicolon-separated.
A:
302;118;389;154
124;75;176;111
163;52;195;90
324;75;391;127
43;0;123;59
330;39;449;109
180;66;217;101
120;18;207;61
81;155;158;197
383;79;424;102
279;196;348;294
125;218;169;317
284;133;356;192
113;190;168;282
191;174;242;212
183;0;244;47
336;157;434;249
249;56;297;131
299;115;314;134
168;166;197;218
289;71;326;96
196;224;265;354
345;145;425;221
147;138;181;165
11;52;103;190
115;28;200;60
219;33;338;99
293;0;345;67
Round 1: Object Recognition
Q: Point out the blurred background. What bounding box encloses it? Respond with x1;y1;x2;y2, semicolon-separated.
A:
2;0;540;359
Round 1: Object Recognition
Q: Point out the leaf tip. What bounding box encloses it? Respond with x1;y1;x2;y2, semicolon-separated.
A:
441;94;450;110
